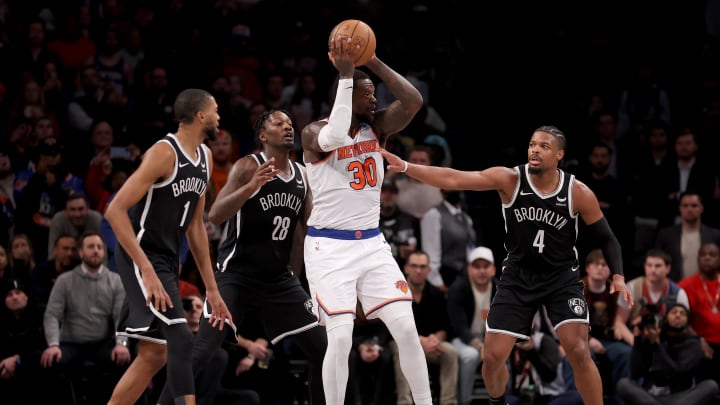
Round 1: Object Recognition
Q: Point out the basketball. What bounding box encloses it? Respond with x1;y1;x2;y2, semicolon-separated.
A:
328;19;376;67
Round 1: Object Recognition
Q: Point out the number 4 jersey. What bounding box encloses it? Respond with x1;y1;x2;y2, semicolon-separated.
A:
216;153;308;280
502;164;580;273
130;134;210;258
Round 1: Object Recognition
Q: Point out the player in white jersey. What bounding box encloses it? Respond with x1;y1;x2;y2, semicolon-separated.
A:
300;37;431;405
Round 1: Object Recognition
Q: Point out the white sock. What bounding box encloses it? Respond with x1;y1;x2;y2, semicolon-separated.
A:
384;313;433;405
323;315;354;405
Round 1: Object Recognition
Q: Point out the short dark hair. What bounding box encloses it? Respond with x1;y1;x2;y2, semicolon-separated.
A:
535;125;567;151
329;69;371;107
174;89;213;124
645;248;671;265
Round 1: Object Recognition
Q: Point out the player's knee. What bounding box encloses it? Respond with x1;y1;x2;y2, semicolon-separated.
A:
166;324;195;363
564;341;593;365
137;341;168;370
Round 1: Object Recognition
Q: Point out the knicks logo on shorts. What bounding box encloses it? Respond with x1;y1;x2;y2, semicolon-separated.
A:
568;298;586;316
395;280;408;294
304;299;314;315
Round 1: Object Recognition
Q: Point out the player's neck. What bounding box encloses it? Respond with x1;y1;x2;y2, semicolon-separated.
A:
528;169;560;194
175;127;203;151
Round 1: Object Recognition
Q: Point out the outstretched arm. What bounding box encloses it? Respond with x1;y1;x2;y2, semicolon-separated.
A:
380;148;515;195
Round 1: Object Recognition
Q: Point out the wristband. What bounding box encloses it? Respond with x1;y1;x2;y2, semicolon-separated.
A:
247;354;255;360
400;161;408;173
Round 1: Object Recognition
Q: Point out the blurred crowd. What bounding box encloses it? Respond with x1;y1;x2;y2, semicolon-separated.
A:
1;0;720;404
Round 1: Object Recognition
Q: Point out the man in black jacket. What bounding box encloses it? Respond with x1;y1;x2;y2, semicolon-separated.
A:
616;303;719;404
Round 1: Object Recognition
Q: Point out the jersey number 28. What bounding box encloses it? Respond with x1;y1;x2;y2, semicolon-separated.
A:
272;216;291;240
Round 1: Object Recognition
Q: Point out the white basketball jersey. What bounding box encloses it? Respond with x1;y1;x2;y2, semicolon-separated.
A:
306;123;383;230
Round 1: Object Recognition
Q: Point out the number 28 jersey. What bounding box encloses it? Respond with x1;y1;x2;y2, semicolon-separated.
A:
130;134;210;257
502;164;579;272
216;153;308;279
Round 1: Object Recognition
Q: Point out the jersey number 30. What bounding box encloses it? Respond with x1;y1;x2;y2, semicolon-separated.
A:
348;159;378;190
533;230;545;253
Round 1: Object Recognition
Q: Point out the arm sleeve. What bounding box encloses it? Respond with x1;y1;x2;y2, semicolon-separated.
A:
317;78;353;151
586;217;624;276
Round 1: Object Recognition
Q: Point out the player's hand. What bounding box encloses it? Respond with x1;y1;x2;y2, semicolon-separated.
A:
610;274;633;308
379;148;406;173
248;158;281;192
328;36;357;76
206;289;234;331
140;267;172;312
247;339;269;360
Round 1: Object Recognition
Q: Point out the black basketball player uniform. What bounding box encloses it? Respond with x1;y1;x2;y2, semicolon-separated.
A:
116;134;210;342
211;152;318;345
486;164;588;340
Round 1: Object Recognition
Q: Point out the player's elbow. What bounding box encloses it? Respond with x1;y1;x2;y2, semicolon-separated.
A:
207;208;224;226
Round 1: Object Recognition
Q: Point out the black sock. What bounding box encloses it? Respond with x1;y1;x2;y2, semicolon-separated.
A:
488;394;507;405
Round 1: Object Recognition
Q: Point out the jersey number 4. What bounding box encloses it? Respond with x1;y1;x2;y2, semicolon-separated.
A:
533;230;545;253
348;159;378;190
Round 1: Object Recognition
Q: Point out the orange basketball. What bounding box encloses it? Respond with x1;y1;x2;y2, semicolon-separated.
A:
328;19;376;67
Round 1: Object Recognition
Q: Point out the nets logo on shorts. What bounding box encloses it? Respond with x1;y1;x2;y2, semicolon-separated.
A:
395;280;408;293
568;298;586;316
304;299;314;315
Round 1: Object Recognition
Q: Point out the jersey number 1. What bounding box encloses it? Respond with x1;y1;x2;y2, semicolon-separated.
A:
533;230;545;253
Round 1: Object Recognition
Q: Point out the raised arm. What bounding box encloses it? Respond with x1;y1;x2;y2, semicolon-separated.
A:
364;56;423;139
207;156;279;225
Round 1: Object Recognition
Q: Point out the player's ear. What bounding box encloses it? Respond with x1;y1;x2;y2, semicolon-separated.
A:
557;149;565;161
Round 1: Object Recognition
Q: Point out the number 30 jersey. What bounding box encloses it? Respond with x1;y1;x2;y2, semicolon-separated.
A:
216;153;308;280
305;123;382;231
130;134;209;257
502;164;580;273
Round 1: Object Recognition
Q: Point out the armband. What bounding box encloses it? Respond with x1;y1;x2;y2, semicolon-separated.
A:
318;78;353;151
587;217;624;276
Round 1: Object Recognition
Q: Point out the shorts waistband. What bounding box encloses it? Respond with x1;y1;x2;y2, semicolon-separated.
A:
307;226;381;240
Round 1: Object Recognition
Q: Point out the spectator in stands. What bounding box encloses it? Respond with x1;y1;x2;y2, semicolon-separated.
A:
616;303;719;404
447;246;498;405
41;232;129;404
47;192;102;260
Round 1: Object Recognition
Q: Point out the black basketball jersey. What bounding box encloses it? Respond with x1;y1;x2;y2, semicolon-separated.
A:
502;164;579;272
129;134;210;258
216;153;307;281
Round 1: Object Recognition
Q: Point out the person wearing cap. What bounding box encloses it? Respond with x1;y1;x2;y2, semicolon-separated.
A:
0;278;51;403
447;246;498;405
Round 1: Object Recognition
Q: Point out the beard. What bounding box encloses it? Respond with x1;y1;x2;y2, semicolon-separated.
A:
528;166;541;175
591;164;609;176
204;124;217;141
